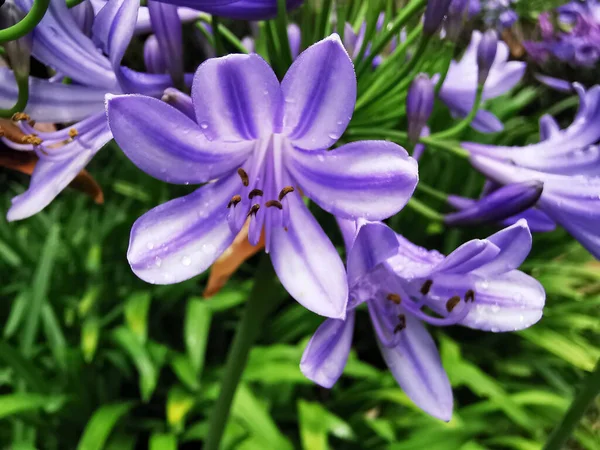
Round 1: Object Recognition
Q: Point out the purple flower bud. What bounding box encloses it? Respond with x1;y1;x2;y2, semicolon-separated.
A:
446;0;469;41
423;0;453;36
161;87;195;120
445;181;544;226
477;30;498;86
406;74;435;144
144;35;167;74
70;0;95;37
0;3;32;80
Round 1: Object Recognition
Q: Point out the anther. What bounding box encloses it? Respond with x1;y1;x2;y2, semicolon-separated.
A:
227;195;242;208
12;112;30;122
278;186;295;201
247;204;260;217
265;200;283;210
69;128;78;138
21;134;42;146
420;279;433;295
465;289;475;303
237;168;249;187
386;293;402;304
248;189;263;199
394;314;406;333
446;296;461;312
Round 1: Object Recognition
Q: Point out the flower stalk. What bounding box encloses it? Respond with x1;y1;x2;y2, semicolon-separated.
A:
429;84;485;140
0;0;50;43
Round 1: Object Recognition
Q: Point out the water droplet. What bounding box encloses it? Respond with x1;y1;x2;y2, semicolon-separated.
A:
519;315;524;323
328;133;340;140
263;90;269;95
184;181;190;185
491;304;500;313
491;326;499;332
479;279;489;290
146;242;155;250
336;120;343;125
202;243;216;255
285;97;296;104
317;154;325;162
181;255;191;266
154;256;162;267
200;122;209;129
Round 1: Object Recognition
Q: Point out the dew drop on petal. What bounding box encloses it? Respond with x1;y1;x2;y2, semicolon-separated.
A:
146;242;155;250
200;122;209;130
154;256;162;267
181;255;191;266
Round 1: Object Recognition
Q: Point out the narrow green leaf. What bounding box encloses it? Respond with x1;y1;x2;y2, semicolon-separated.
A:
0;236;22;266
4;292;29;338
166;386;195;433
21;225;60;356
0;341;48;392
184;299;212;376
169;353;200;391
41;303;67;370
81;317;100;363
124;292;151;344
149;433;177;450
0;393;65;419
298;400;355;450
77;402;134;450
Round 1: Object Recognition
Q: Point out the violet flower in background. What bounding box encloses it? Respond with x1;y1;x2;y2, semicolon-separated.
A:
439;30;526;133
407;74;434;144
475;0;518;29
0;0;187;221
301;219;545;420
106;35;419;319
423;0;453;36
476;29;498;86
463;84;600;259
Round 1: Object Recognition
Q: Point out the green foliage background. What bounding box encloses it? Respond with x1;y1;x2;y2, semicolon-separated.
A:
0;0;599;449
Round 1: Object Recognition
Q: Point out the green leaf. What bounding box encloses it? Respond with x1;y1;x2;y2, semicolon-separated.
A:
124;292;151;344
42;303;67;370
149;433;177;450
21;225;60;356
77;402;134;450
0;341;48;392
167;386;195;433
184;299;212;376
4;292;29;338
81;317;100;363
0;393;65;419
112;327;158;402
298;400;356;450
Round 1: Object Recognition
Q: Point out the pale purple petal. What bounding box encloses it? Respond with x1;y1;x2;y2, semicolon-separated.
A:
270;193;348;319
144;35;167;74
282;34;356;150
161;87;195;119
106;94;253;184
117;67;188;97
92;0;138;69
535;74;573;92
70;0;95;36
135;6;200;34
336;217;358;254
148;0;183;82
286;141;418;220
7;116;111;221
376;314;453;421
287;23;301;60
191;53;281;141
300;312;355;388
0;69;105;122
153;0;303;20
433;239;500;274
471;109;504;133
127;174;239;284
539;114;561;141
476;219;532;276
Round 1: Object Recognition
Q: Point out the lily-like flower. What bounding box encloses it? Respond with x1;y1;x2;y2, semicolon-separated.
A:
147;0;303;20
0;0;185;221
439;30;526;133
463;84;600;258
407;74;434;144
105;35;419;319
301;219;545;420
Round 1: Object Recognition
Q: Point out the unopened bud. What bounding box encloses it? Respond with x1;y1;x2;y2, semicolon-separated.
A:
446;0;468;41
0;3;32;79
406;74;434;144
477;30;498;86
423;0;453;36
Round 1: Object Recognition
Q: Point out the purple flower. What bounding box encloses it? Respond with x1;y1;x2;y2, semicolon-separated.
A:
423;0;453;36
301;219;544;420
148;0;184;84
439;30;526;133
105;35;419;319
407;74;434;144
445;181;546;227
477;29;498;86
146;0;303;20
0;0;183;221
480;0;518;29
463;84;600;258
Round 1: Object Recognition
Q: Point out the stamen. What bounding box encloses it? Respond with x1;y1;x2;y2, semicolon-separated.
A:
21;134;42;146
446;296;461;312
278;186;295;201
465;289;475;303
420;279;433;295
227;195;242;208
69;128;78;138
247;204;260;217
12;112;30;122
265;200;283;210
237;168;249;187
248;189;263;199
386;293;402;304
393;314;406;333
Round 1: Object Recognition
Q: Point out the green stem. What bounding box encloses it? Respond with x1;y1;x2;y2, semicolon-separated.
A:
431;85;484;140
313;0;333;42
543;360;600;450
543;94;579;117
419;136;470;159
406;198;444;221
275;0;293;70
0;76;29;118
417;183;448;202
66;0;85;7
204;255;282;450
434;41;455;95
336;0;347;43
0;0;50;43
212;16;225;57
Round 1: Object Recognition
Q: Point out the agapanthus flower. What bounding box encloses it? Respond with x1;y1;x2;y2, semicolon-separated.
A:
105;35;419;319
471;0;518;29
144;0;303;20
463;84;600;258
0;0;189;221
439;30;526;133
301;218;544;420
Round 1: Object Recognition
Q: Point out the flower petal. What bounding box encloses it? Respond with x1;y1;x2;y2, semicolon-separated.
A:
269;193;348;319
92;0;138;68
106;94;253;184
300;312;355;388
7;118;111;221
127;174;239;285
376;314;453;421
287;141;418;220
0;69;105;123
153;0;303;20
433;239;500;275
282;34;356;150
148;0;183;82
191;53;281;141
477;219;532;276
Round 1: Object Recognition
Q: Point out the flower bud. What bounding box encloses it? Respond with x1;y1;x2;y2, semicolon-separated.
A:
144;35;167;74
446;0;468;41
445;181;544;226
161;87;195;120
423;0;453;36
0;3;32;80
406;74;434;144
476;30;498;86
70;0;95;37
